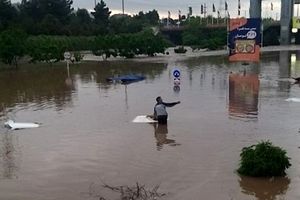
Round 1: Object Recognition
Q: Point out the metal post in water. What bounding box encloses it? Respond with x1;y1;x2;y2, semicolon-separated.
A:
280;0;293;45
67;60;70;78
64;52;71;78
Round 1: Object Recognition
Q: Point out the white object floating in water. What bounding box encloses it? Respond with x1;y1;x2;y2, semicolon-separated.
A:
132;115;158;123
4;120;40;130
285;98;300;102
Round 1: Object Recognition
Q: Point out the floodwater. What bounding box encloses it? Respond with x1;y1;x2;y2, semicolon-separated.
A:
0;51;300;200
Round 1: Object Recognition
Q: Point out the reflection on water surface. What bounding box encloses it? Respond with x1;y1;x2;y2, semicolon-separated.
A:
239;176;290;200
229;73;259;120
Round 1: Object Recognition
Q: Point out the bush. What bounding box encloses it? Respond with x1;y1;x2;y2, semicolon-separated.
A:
238;141;291;177
92;30;168;59
0;29;27;68
26;36;66;63
72;51;83;62
174;46;187;54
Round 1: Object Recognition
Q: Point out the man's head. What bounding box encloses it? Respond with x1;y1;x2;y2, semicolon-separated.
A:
156;96;162;103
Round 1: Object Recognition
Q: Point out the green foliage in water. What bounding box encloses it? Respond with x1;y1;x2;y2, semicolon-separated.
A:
72;51;83;62
26;36;65;63
0;29;27;67
174;46;187;54
0;30;167;66
92;30;168;59
25;36;94;63
238;141;291;177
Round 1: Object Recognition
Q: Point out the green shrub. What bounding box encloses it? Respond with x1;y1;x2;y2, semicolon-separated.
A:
72;51;83;62
26;36;65;63
0;29;27;68
238;141;291;177
92;30;168;59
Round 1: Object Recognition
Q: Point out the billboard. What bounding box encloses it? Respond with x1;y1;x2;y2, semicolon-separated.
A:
228;18;261;62
293;17;300;29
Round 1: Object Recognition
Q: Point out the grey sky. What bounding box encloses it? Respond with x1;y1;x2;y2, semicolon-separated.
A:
73;0;281;18
11;0;283;18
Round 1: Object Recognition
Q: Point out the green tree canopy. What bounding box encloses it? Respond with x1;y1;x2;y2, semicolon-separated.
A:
109;14;143;34
20;0;73;24
39;14;63;35
0;29;27;68
68;8;93;35
92;0;111;34
0;0;18;30
182;17;226;50
76;8;91;24
109;9;159;34
133;10;159;26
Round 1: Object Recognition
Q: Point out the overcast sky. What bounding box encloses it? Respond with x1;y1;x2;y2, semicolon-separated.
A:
11;0;285;18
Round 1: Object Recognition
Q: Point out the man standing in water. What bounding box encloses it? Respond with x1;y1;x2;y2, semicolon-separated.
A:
149;96;180;124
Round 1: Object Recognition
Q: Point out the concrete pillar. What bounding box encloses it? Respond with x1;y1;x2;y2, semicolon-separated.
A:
280;0;294;45
250;0;261;18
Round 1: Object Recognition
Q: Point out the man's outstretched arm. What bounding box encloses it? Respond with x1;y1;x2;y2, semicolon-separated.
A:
163;101;180;107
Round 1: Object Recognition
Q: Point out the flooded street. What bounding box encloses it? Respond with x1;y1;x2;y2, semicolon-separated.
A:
0;51;300;200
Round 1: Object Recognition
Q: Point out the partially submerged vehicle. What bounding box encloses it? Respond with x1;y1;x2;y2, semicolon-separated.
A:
4;120;40;130
106;75;145;84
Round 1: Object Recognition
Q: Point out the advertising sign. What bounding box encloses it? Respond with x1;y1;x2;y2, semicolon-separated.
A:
293;17;300;29
228;18;261;62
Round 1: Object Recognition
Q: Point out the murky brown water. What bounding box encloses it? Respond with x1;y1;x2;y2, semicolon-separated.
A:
0;52;300;200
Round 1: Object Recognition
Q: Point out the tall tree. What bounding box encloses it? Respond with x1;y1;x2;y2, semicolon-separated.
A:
69;8;93;35
110;14;143;34
19;0;73;34
0;0;17;30
92;0;111;34
40;14;63;35
76;8;91;24
133;10;159;26
144;10;159;25
20;0;73;23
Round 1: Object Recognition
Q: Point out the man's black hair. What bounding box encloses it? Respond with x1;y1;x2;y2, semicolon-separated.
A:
156;96;162;102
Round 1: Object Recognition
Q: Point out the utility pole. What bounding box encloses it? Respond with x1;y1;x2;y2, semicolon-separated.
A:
204;3;208;25
280;0;293;45
94;0;96;7
122;0;125;14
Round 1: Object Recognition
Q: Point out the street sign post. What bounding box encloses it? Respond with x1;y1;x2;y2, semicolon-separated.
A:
173;68;181;86
64;52;71;77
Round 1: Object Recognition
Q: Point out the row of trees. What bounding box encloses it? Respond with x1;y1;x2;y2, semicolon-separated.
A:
92;30;168;59
181;17;227;50
0;0;233;69
0;0;159;35
0;29;168;67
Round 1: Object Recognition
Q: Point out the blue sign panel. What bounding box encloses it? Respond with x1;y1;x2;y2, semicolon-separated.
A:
173;69;181;78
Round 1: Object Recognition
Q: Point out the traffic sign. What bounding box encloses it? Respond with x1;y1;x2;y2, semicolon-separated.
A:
173;69;181;78
64;52;71;60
